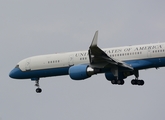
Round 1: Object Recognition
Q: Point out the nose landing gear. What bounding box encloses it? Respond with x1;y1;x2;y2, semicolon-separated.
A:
31;78;42;93
36;88;42;93
35;80;42;93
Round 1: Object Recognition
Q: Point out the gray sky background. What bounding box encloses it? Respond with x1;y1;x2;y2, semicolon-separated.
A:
1;0;165;120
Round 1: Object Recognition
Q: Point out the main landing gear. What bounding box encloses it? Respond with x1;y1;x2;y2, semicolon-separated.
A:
111;79;125;85
110;70;145;86
34;79;42;93
131;70;144;86
131;79;144;86
110;79;144;86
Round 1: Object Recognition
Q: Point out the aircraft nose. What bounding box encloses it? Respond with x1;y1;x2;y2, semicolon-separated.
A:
9;66;21;79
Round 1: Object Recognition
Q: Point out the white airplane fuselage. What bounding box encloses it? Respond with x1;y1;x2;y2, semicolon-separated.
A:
9;31;165;93
10;42;165;79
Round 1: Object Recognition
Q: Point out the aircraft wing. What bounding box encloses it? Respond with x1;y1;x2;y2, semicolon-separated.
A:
88;31;133;70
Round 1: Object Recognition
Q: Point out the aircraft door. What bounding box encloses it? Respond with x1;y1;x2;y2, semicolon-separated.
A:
147;49;152;58
68;54;74;66
25;59;31;71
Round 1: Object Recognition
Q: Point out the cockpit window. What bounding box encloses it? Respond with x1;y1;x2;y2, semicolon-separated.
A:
15;65;19;68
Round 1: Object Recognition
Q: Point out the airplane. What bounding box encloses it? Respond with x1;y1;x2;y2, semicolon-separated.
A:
9;31;165;93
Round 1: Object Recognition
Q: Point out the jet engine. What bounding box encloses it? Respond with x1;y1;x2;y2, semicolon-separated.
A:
105;72;129;81
105;72;116;80
69;65;95;80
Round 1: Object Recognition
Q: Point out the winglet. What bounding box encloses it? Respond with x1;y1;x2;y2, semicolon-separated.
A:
90;31;98;47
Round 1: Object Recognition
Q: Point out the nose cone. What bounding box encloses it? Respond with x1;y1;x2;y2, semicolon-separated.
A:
9;67;22;79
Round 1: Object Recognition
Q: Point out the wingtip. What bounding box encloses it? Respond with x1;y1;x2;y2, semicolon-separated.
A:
90;31;99;47
95;30;99;35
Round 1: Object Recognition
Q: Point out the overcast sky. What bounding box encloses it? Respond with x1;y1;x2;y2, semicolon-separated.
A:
1;0;165;120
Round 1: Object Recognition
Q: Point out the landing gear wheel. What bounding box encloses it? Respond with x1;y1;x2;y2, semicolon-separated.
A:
131;79;144;86
117;80;125;85
111;80;117;84
141;80;144;85
36;88;42;93
120;80;125;85
131;79;137;85
138;80;144;86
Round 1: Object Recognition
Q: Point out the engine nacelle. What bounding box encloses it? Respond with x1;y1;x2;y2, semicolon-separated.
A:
105;72;116;81
105;72;128;81
69;65;95;80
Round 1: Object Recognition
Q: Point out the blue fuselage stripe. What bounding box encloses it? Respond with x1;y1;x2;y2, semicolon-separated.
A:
10;67;69;79
9;57;165;79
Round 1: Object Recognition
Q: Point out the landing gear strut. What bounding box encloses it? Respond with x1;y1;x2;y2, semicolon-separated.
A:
110;66;125;85
32;78;42;93
131;70;144;86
